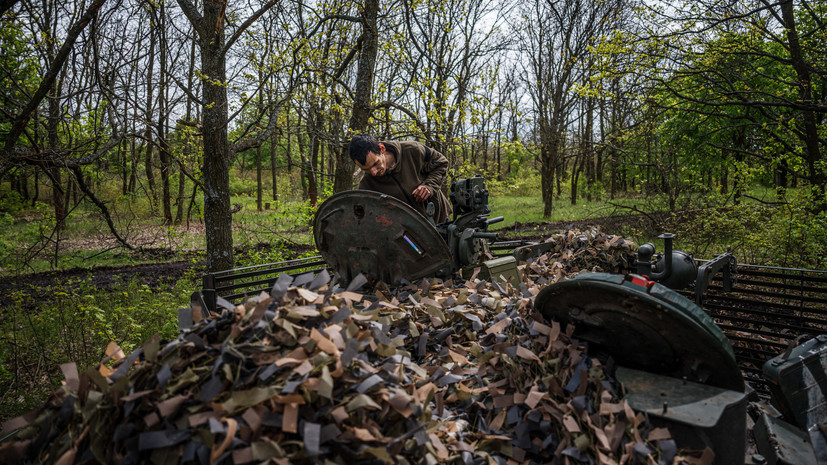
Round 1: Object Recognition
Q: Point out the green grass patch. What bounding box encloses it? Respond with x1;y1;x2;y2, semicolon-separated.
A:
0;272;196;422
488;194;638;229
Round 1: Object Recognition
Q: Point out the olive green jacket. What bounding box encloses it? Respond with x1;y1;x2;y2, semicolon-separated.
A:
358;140;452;223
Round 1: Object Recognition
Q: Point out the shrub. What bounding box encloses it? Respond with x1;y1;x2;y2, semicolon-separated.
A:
0;190;26;215
487;171;542;197
229;176;258;196
0;273;191;421
672;193;827;268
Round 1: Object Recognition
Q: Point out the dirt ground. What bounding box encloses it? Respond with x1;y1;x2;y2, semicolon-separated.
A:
0;214;646;306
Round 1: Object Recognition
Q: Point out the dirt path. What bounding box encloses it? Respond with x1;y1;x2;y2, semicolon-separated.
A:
0;261;199;308
0;216;640;306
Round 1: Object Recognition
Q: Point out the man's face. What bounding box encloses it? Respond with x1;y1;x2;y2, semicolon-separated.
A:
355;144;389;177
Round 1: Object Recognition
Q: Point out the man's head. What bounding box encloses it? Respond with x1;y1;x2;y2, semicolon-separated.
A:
349;134;391;177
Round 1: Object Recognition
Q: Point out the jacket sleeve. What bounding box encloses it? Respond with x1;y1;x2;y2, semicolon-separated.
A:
420;146;449;194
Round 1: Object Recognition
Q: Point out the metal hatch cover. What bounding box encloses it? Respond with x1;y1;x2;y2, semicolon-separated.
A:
313;190;451;285
534;272;745;392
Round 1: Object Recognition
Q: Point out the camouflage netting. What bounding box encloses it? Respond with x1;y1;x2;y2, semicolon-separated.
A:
518;228;637;284
1;229;712;464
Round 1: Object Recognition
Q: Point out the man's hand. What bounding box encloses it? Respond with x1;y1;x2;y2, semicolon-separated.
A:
412;185;432;202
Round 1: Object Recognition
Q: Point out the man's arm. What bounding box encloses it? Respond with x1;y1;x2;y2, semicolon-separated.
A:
419;145;449;196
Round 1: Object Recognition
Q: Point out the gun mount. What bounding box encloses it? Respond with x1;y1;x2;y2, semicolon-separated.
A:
188;178;825;465
313;176;505;285
439;176;503;274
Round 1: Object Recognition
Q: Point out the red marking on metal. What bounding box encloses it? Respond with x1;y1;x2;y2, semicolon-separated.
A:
630;275;656;289
375;215;393;226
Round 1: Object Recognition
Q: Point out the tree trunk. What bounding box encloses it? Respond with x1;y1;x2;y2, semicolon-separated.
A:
144;13;157;207
119;137;127;195
32;170;39;206
47;83;65;230
540;130;557;217
285;102;293;173
733;150;743;205
541;158;554;217
271;132;278;201
309;127;319;206
776;159;788;200
338;0;379;193
198;0;233;272
555;157;563;199
584;96;595;202
175;160;186;224
571;157;581;206
158;114;172;224
780;0;824;208
157;1;172;225
256;145;263;211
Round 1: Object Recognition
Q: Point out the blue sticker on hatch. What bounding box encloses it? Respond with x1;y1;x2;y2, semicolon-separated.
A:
403;233;424;255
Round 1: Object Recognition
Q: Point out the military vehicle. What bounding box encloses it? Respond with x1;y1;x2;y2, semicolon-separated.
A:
189;176;827;465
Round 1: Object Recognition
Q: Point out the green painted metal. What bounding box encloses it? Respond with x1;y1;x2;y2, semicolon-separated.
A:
534;272;744;392
476;256;520;284
762;335;827;430
617;366;747;465
313;190;451;285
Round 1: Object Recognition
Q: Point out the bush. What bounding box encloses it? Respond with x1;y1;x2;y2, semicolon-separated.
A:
487;171;542;197
233;199;317;263
0;202;57;272
672;193;827;268
229;176;258;196
0;273;191;421
0;190;26;215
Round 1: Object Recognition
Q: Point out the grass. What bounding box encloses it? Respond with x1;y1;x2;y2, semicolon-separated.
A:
0;272;196;422
488;194;638;229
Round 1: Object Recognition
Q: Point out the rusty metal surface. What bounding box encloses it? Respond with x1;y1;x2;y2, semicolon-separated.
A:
313;190;451;285
754;413;819;465
535;272;745;391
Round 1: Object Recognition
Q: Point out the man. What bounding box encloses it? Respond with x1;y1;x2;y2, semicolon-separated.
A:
348;134;452;223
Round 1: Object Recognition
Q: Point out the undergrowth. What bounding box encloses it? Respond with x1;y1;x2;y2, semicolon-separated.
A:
0;272;195;422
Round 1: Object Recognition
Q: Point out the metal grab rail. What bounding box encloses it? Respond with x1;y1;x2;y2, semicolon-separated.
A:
679;262;827;397
198;256;328;313
194;239;535;313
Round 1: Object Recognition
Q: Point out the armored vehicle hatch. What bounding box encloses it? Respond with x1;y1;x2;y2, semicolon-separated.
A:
313;190;451;285
534;272;745;392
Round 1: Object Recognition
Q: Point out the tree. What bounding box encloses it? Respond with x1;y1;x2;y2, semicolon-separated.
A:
625;0;827;210
0;0;110;229
176;0;279;272
520;0;621;217
336;0;378;193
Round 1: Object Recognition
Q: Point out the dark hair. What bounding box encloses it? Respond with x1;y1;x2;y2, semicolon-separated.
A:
348;134;380;164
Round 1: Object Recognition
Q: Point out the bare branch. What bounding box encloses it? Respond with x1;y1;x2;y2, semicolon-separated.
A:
2;0;107;154
222;0;280;55
69;165;135;251
175;0;206;41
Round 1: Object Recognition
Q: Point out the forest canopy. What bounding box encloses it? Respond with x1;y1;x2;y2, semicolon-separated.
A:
0;0;825;272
